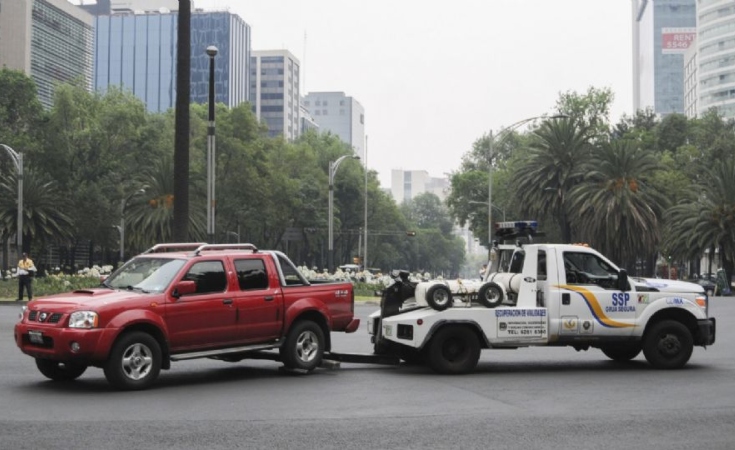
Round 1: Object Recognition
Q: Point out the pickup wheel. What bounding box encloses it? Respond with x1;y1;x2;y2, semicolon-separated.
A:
35;359;87;381
600;344;641;362
642;320;693;369
477;282;503;308
426;285;453;311
280;320;325;372
104;331;162;390
427;326;480;374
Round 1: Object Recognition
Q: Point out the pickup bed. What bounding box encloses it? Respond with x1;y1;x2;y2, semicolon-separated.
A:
15;243;359;390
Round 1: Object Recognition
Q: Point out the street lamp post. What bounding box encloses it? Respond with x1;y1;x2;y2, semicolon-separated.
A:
485;114;567;246
328;154;360;273
469;201;506;221
1;144;23;254
206;45;218;243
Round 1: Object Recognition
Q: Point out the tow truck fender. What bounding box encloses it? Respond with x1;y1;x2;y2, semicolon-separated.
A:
417;319;490;350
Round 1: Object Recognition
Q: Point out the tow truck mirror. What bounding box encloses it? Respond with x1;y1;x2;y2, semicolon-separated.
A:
173;280;197;298
618;269;629;291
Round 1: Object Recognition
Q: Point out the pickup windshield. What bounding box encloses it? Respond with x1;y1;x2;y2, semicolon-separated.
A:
105;257;186;294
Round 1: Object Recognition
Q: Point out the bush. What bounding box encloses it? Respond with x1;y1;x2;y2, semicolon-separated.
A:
0;274;102;299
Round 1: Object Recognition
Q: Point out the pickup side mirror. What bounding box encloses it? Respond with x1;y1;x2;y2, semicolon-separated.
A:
618;269;629;292
172;280;197;299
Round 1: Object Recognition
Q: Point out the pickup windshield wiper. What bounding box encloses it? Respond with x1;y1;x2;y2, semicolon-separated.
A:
126;285;151;294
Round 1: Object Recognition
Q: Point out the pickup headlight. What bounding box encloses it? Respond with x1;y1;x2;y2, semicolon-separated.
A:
68;311;99;329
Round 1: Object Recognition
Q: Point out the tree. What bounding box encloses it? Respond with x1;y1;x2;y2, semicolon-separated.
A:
0;168;74;255
173;0;192;241
663;159;735;285
568;139;667;270
511;118;591;243
554;86;613;141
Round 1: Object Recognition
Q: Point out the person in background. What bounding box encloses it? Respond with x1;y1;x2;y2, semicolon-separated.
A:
17;252;36;302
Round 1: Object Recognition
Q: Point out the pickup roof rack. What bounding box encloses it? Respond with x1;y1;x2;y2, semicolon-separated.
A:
141;243;260;255
143;243;208;254
192;243;259;255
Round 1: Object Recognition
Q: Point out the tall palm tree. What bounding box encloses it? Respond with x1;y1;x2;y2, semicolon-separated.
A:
664;159;735;283
0;168;74;254
511;118;590;242
568;139;667;270
126;154;205;250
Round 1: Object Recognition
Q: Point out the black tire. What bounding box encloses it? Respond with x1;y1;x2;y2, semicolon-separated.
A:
280;320;325;371
35;359;87;381
427;326;480;374
601;344;642;362
104;331;162;390
477;282;504;308
425;285;453;311
642;320;694;369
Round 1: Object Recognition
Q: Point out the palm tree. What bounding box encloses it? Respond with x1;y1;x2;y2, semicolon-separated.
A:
663;159;735;284
568;139;667;270
126;154;205;250
0;168;74;254
511;118;591;242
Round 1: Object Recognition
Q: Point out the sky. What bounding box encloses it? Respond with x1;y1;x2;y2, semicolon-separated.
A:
195;0;633;188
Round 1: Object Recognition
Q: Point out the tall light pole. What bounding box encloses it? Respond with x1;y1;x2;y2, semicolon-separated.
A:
117;188;146;262
485;114;567;246
328;154;360;272
1;144;23;254
206;45;218;243
363;135;368;270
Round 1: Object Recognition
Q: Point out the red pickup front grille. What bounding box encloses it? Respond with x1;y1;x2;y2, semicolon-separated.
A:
28;311;63;324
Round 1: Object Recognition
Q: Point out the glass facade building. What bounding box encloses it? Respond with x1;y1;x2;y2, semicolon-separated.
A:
94;10;250;113
250;50;300;140
633;0;696;115
696;0;735;118
0;0;93;109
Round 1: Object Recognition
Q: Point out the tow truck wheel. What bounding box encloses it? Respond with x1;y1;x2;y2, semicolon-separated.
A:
425;285;453;311
35;359;88;381
600;344;641;362
427;326;480;374
280;320;325;372
477;282;504;308
642;320;693;369
104;331;162;390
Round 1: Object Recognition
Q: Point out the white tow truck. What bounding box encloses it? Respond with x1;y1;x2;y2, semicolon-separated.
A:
368;241;716;374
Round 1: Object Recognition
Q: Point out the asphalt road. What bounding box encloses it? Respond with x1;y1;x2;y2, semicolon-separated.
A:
1;299;733;450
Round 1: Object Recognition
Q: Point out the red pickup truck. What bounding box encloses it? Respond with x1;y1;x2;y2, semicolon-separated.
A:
14;243;360;390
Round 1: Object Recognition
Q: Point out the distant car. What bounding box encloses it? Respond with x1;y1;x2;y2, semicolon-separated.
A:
696;277;716;295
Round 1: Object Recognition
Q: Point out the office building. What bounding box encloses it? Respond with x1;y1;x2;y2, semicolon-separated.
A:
93;8;250;112
390;169;449;204
0;0;93;108
694;0;735;118
250;49;301;140
632;0;696;115
302;91;365;160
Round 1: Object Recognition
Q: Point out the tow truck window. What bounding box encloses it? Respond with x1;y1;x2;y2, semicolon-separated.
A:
538;250;547;281
235;259;269;290
563;252;618;288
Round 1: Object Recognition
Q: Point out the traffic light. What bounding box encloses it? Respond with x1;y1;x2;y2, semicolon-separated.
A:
406;231;416;237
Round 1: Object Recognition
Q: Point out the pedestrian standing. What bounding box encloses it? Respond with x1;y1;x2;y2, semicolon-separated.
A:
17;252;36;302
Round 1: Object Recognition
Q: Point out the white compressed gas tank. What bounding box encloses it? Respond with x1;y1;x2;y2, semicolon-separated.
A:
486;272;522;294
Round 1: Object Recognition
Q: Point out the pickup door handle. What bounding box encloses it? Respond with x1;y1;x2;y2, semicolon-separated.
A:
264;296;274;301
223;298;233;305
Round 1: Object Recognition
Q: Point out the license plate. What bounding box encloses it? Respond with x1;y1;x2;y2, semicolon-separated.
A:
28;330;43;344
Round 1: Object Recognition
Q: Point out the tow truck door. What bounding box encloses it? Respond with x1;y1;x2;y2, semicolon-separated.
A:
554;249;636;339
